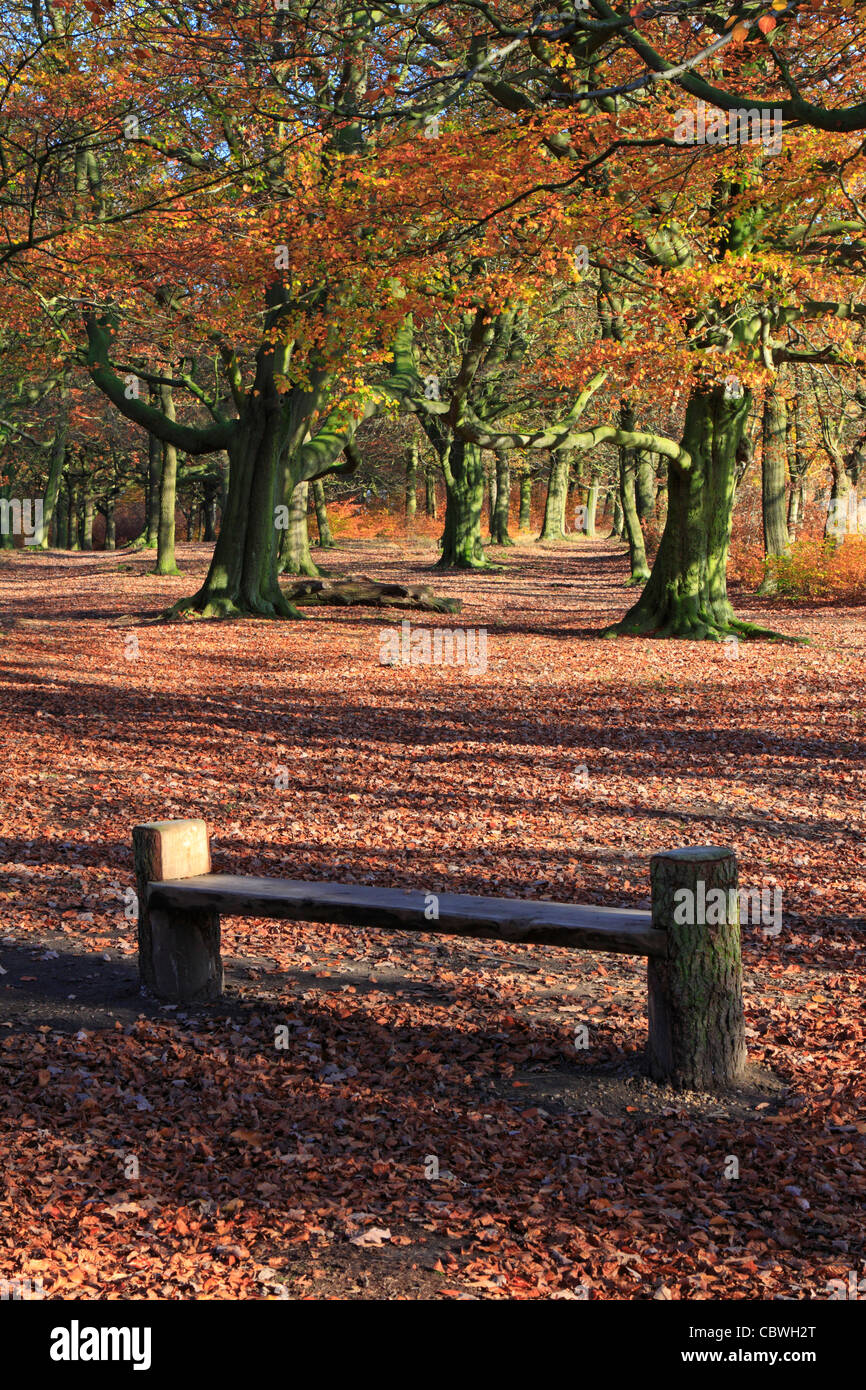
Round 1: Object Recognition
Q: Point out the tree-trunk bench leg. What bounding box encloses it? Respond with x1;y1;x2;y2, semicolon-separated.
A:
133;819;223;1002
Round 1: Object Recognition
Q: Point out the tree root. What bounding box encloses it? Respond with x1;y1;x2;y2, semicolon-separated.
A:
602;607;807;643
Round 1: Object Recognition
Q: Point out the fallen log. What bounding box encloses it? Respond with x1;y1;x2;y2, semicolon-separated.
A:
281;574;461;613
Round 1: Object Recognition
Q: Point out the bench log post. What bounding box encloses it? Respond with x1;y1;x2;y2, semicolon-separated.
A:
647;846;746;1091
132;819;223;1003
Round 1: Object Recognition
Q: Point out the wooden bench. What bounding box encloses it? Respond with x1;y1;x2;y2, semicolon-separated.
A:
132;819;747;1091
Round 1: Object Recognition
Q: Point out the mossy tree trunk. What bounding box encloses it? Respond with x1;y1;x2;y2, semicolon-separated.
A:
490;448;514;545
425;464;438;519
405;435;418;522
584;463;601;537
81;491;95;551
539;446;570;540
156;383;180;575
606;386;774;639
821;415;852;543
55;484;69;549
436;439;488;568
312;479;334;547
67;483;79;550
0;482;13;549
518;470;532;531
486;457;497;533
636;450;656;519
39;413;69;548
655;462;669;531
103;497;117;550
618;406;650;585
757;384;790;594
280;479;320;577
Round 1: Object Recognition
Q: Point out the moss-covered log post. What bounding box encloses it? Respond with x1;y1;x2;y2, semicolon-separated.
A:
133;819;222;1003
648;846;746;1091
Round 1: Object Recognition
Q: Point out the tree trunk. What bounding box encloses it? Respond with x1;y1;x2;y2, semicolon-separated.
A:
539;447;570;540
518;471;532;531
425;464;438;519
757;385;790;594
202;482;219;542
636;451;656;519
584;464;601;538
81;493;95;551
144;390;161;547
611;495;624;538
156;384;180;575
312;479;334;547
56;484;69;549
39;416;69;548
436;439;488;568
279;479;319;577
822;419;851;542
0;482;13;549
104;498;117;550
405;436;418;522
67;484;79;550
490;449;514;545
177;392;301;619
655;462;669;531
606;387;781;639
487;458;497;534
618;407;650;585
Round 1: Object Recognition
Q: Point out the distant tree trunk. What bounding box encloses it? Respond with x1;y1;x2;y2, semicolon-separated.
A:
490;449;514;545
757;385;790;594
0;482;13;549
787;380;807;529
39;415;69;548
144;389;161;547
518;471;532;531
655;461;669;531
820;414;851;542
636;451;656;519
202;480;219;542
312;480;334;547
539;447;570;540
618;407;650;585
425;464;438;519
56;484;69;549
486;458;498;535
67;484;79;550
280;479;319;576
81;493;95;551
405;436;418;521
156;383;180;575
104;498;117;550
611;495;624;538
584;464;601;537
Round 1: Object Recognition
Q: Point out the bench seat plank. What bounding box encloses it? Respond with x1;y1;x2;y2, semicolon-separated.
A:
148;874;665;957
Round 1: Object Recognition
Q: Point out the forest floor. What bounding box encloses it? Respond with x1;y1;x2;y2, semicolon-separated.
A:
0;534;863;1300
